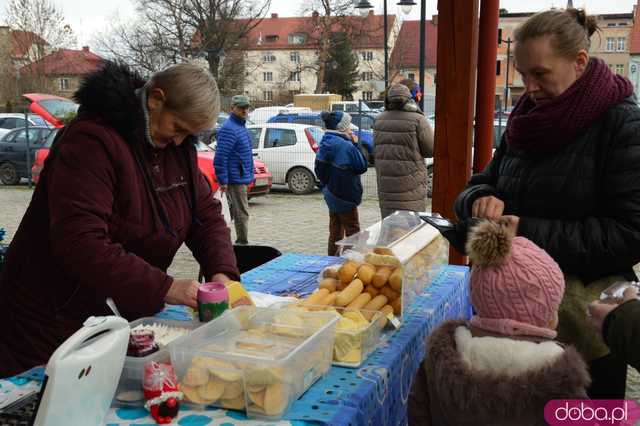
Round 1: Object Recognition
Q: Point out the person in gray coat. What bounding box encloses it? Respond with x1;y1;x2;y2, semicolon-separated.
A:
373;84;434;219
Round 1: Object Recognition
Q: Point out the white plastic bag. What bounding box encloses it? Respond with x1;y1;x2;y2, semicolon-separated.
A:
214;190;232;226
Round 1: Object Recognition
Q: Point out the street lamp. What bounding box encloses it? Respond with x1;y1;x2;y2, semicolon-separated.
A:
397;0;416;15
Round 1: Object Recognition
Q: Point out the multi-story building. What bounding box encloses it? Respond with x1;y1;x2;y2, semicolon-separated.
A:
240;11;400;104
629;1;640;96
389;18;438;94
590;13;633;76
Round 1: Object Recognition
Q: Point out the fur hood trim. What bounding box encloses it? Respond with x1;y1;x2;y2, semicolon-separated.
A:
426;320;590;418
73;61;146;136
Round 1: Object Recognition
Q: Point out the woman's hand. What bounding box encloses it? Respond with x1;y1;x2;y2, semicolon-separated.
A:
587;286;639;332
472;196;505;219
164;278;199;308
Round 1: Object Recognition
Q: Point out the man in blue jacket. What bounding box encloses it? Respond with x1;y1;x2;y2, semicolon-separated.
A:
315;111;368;255
214;95;254;245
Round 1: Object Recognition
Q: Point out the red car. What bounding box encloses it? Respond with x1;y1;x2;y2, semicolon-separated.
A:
23;93;79;128
32;131;273;199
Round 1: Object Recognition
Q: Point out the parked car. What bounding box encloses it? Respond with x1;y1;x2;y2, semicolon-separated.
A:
0;126;52;184
330;101;376;115
248;123;324;195
0;113;51;138
195;141;272;198
23;93;78;128
32;132;273;198
266;112;374;164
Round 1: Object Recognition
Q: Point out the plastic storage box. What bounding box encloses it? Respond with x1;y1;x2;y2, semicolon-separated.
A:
169;306;339;419
335;210;449;319
113;317;201;406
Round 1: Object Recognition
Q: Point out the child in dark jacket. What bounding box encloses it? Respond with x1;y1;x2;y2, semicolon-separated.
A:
314;111;368;255
408;220;590;426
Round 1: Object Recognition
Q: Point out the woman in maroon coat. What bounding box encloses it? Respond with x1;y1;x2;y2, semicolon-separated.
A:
0;62;239;377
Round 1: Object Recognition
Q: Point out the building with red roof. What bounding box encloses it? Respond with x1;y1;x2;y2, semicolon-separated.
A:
389;19;438;93
239;11;400;103
19;46;103;98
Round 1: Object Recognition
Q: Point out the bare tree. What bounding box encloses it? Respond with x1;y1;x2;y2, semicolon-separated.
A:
96;0;271;91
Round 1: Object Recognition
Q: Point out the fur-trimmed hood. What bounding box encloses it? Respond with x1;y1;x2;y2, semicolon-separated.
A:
408;320;590;426
74;61;146;137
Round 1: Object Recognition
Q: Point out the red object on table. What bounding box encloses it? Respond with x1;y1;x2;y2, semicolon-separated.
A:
143;362;183;424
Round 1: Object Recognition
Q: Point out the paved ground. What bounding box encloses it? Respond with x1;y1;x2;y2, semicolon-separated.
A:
0;184;638;400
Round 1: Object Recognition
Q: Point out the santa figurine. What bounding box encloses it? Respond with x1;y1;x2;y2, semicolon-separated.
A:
143;361;183;424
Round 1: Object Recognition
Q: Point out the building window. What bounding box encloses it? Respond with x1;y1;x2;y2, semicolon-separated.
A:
263;91;273;101
361;72;374;81
263;72;273;82
362;91;373;101
289;71;301;82
59;78;70;91
606;37;616;51
263;52;276;62
361;51;374;61
616;64;625;74
617;37;627;51
407;72;415;80
290;51;300;62
265;35;279;43
288;33;307;44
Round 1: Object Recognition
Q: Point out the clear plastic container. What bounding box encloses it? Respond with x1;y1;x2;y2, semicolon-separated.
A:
335;210;449;318
169;306;338;419
113;317;201;407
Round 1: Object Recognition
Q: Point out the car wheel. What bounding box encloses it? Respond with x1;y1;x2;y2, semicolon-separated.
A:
427;166;433;198
0;163;19;185
287;167;315;195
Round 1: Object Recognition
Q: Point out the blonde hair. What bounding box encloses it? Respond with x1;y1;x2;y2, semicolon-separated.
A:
514;8;599;60
147;63;219;128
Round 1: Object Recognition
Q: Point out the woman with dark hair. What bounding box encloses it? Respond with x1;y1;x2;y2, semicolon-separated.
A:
0;62;239;377
454;8;640;398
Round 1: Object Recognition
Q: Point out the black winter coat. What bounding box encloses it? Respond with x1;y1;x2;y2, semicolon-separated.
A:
455;97;640;282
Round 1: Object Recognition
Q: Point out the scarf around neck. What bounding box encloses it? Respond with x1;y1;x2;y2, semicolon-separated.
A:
505;58;634;155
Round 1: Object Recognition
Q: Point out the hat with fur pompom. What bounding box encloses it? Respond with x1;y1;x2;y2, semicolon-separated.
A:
466;220;565;339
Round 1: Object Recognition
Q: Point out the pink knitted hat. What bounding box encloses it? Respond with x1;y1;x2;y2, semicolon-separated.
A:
466;220;565;339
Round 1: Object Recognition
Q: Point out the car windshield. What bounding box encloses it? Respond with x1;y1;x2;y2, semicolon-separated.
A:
29;115;48;127
38;99;79;119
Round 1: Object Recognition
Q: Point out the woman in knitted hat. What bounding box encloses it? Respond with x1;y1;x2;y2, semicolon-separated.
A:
408;220;590;425
454;8;640;398
315;111;368;255
373;83;433;219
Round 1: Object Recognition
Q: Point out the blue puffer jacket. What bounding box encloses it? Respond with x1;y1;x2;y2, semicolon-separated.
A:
315;131;368;213
214;114;254;185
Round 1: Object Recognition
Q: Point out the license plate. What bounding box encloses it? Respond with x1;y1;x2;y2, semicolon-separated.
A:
255;178;268;186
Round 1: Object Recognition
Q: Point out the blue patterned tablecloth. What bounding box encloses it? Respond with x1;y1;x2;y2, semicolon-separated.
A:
1;256;471;426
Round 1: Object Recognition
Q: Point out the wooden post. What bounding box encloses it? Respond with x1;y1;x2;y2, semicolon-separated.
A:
431;0;480;265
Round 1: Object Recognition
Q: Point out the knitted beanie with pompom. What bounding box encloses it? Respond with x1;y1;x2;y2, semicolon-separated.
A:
466;220;565;339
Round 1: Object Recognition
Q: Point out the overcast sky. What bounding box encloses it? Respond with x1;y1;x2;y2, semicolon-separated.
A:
0;0;636;47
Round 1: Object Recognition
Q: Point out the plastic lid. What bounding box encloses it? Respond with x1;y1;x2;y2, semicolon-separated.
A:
335;210;425;250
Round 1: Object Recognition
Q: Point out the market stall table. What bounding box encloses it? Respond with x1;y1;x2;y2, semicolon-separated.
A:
0;254;471;426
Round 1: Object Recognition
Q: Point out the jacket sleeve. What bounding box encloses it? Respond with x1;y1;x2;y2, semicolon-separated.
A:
517;118;640;277
349;143;369;175
213;126;235;185
453;139;505;220
603;300;640;372
47;130;173;318
185;168;240;282
408;361;433;426
416;115;434;158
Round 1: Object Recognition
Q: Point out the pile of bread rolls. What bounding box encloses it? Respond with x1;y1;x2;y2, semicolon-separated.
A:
304;251;403;320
